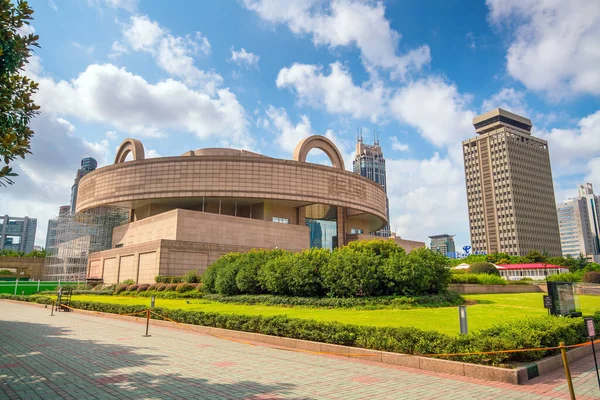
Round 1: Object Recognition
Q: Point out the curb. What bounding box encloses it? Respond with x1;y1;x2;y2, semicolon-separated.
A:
3;299;596;385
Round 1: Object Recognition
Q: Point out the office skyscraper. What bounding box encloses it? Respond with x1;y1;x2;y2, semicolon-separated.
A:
353;132;390;237
45;205;71;251
70;157;97;213
463;108;562;256
0;215;37;253
557;183;600;258
429;234;456;255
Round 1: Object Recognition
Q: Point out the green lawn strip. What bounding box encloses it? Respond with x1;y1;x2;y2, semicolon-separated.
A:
71;293;600;336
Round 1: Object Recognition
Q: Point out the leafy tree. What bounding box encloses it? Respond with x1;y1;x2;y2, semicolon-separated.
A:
24;248;45;258
523;250;546;263
384;248;450;295
287;248;329;297
468;262;500;276
0;0;40;187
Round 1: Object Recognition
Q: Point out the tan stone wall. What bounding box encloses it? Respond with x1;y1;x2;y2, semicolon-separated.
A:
75;155;387;230
175;209;309;251
113;210;178;247
118;255;136;282
138;252;158;283
0;257;45;280
88;260;102;279
102;258;118;283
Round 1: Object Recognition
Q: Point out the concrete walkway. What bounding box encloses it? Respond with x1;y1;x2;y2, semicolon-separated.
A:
1;300;600;400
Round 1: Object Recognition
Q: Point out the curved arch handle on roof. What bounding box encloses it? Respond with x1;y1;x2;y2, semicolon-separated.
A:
293;135;345;170
114;138;145;164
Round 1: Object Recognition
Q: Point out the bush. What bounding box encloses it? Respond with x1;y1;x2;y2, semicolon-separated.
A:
384;248;450;296
148;284;158;291
176;283;194;293
122;279;135;285
184;270;199;284
115;284;128;294
214;260;242;296
165;283;178;291
202;253;241;293
450;273;506;285
0;269;13;275
136;284;150;293
155;276;183;284
287;248;329;297
236;249;287;294
258;252;293;295
468;262;500;276
126;284;139;292
156;284;167;292
583;271;600;283
547;272;583;282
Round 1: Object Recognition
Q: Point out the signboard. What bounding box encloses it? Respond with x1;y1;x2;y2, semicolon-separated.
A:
586;318;596;338
547;282;582;317
543;295;552;309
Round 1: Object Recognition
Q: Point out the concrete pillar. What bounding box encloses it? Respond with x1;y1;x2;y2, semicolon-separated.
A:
336;207;347;247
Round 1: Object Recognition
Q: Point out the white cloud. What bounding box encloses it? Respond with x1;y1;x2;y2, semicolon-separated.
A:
146;149;161;158
265;106;314;153
387;153;468;244
390;136;409;152
105;131;118;141
34;63;250;147
390;77;475;147
537;110;600;176
71;42;95;55
481;87;529;116
4;113;111;246
243;0;430;79
487;0;600;97
48;0;58;11
276;62;386;121
230;47;260;68
121;15;220;93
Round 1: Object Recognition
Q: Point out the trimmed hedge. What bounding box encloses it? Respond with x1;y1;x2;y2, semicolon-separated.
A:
584;272;600;283
2;293;596;367
468;262;500;276
204;241;451;298
200;292;465;309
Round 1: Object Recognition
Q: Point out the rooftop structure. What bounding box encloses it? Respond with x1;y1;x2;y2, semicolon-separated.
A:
429;234;456;256
70;157;98;213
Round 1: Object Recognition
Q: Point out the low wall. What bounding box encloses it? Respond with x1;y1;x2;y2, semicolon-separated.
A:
0;257;45;280
449;284;543;294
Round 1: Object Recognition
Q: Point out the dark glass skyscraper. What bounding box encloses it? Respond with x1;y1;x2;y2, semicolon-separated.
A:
352;132;390;237
70;157;98;213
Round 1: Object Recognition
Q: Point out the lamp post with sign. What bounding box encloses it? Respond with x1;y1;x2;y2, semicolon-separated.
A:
585;318;600;390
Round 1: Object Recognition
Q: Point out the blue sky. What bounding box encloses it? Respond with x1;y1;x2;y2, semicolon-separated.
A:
4;0;600;249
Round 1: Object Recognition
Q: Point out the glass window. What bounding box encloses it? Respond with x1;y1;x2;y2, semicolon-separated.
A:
272;217;289;224
351;228;363;234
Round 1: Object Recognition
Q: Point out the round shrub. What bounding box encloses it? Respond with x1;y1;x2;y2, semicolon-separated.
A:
195;282;203;291
126;284;139;292
258;252;293;295
214;260;242;295
236;249;286;294
147;284;158;291
202;253;241;293
384;248;451;295
288;248;329;297
136;284;150;293
583;271;600;283
156;283;167;292
115;284;128;294
184;270;199;283
165;283;178;291
176;283;194;293
322;246;381;297
468;262;500;276
122;279;135;285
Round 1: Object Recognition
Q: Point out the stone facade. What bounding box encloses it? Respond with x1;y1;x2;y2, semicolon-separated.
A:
0;257;45;280
78;136;419;284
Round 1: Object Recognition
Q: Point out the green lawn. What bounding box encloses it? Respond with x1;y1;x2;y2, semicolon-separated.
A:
71;293;600;336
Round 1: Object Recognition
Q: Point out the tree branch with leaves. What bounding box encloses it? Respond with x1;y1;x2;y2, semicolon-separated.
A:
0;0;40;187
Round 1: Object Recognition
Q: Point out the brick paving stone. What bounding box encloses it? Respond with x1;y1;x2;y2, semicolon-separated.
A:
2;300;600;399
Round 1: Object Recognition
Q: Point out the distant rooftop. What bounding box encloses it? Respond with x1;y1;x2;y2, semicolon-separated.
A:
473;108;532;134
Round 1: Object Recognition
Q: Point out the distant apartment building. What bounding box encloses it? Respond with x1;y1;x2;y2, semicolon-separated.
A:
557;183;600;258
70;157;98;213
463;108;562;256
353;132;390;237
429;234;456;255
45;205;71;251
0;215;37;253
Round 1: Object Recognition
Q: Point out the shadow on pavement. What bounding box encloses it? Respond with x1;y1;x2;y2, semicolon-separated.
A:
0;319;309;399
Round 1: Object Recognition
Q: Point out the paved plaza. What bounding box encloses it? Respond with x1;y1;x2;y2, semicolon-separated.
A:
2;301;600;399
